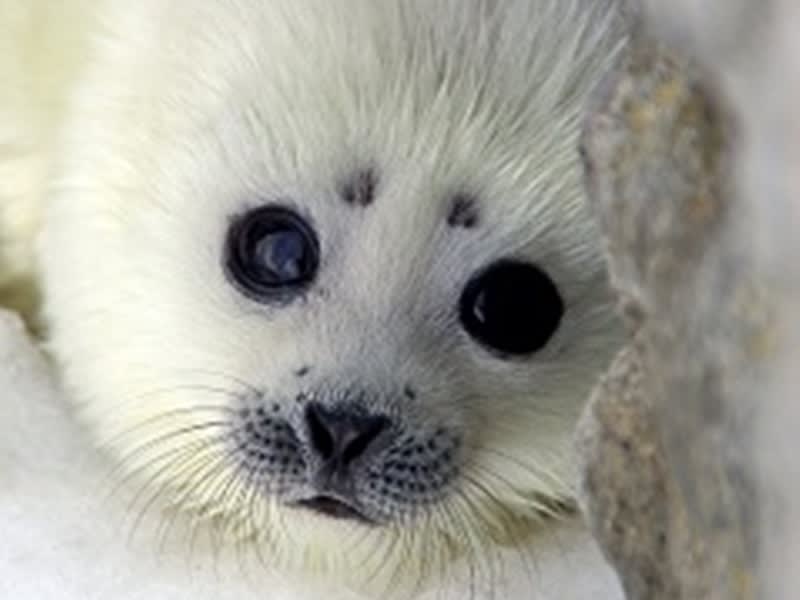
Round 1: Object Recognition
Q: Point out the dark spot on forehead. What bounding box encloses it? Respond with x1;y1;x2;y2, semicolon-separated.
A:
295;366;311;378
447;193;479;229
340;168;378;207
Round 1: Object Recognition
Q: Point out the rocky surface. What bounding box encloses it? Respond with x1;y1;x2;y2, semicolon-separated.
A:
576;20;766;600
577;1;800;597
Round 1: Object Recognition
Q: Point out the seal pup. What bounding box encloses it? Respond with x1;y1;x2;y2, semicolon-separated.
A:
0;0;627;596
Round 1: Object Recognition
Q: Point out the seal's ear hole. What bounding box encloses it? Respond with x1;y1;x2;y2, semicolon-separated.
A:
224;205;320;303
459;260;564;357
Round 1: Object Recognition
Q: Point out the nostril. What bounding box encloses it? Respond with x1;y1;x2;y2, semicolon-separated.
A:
341;415;389;465
305;403;335;460
304;402;391;466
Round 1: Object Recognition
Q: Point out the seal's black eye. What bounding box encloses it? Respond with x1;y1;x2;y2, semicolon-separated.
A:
459;260;564;356
225;206;319;301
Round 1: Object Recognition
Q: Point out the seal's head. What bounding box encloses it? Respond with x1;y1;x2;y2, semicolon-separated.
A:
39;0;626;593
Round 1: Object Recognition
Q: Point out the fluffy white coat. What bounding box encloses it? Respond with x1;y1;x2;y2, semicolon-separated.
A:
0;1;627;598
0;312;623;599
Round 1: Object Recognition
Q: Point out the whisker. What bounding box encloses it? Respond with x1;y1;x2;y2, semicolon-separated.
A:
91;410;228;469
432;489;484;600
461;440;571;502
121;434;229;544
84;383;242;428
455;483;515;600
148;444;230;554
350;522;397;593
187;445;250;556
101;421;230;502
450;388;577;421
227;457;263;577
122;443;206;546
156;447;237;557
163;367;262;397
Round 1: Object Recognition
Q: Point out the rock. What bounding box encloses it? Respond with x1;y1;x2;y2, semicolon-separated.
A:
576;25;766;600
577;343;681;599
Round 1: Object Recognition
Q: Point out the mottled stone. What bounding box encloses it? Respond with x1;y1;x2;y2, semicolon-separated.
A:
577;343;680;599
577;26;765;600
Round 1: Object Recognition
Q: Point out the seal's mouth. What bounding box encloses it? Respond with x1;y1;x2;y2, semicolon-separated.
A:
293;494;373;524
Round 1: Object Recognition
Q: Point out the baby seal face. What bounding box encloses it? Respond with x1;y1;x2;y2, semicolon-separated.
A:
222;200;565;525
38;0;626;591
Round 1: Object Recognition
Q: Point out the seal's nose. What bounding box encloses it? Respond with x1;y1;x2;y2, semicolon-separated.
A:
304;402;390;467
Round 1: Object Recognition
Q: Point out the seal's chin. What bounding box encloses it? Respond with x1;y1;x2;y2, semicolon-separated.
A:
292;494;375;525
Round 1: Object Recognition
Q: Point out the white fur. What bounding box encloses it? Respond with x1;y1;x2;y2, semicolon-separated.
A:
0;310;623;599
0;1;627;597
